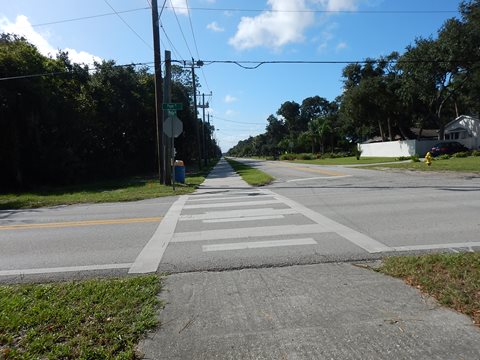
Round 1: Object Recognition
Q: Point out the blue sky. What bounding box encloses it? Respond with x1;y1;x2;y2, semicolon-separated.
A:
0;0;462;151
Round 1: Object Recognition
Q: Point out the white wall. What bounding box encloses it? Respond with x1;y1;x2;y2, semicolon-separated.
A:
359;140;416;157
358;139;475;157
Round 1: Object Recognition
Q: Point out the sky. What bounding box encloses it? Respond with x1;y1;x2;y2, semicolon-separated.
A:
0;0;463;152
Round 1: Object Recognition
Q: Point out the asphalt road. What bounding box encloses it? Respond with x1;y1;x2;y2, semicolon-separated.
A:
152;158;480;273
1;158;479;282
0;197;175;283
248;158;480;252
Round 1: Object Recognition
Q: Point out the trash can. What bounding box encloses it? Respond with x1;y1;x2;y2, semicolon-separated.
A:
174;160;185;183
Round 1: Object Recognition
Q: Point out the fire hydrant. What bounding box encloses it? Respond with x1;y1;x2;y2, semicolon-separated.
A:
425;152;432;166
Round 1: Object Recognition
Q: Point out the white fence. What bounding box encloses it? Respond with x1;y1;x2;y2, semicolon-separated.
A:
358;139;476;157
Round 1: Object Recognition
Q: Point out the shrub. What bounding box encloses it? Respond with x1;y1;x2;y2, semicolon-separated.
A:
454;151;469;158
397;156;411;161
411;154;420;162
472;150;480;157
297;153;314;160
437;154;451;160
330;151;350;158
280;153;297;161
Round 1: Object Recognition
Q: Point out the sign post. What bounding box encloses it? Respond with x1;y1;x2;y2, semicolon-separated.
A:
162;103;184;190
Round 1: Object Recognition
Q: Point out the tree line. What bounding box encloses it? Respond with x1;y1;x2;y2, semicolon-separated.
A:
227;0;479;158
0;34;220;190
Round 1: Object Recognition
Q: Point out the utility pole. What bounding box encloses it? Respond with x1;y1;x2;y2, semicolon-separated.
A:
163;50;172;185
191;60;202;170
151;0;164;183
207;112;210;163
197;93;210;167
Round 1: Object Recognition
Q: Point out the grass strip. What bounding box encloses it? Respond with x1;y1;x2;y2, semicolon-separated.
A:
378;253;480;326
289;156;398;165
0;275;162;359
0;159;219;210
368;156;480;172
226;159;274;186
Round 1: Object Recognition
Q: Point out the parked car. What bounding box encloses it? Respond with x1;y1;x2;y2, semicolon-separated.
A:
430;141;469;156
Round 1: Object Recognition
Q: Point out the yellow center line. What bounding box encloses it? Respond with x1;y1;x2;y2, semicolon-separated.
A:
267;162;347;177
0;217;163;231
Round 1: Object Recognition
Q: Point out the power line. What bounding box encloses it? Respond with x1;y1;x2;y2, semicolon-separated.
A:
159;0;168;19
211;115;265;125
199;59;480;69
169;0;194;59
31;7;150;27
0;61;155;81
161;24;184;62
168;6;458;14
185;0;210;92
3;57;477;81
28;6;458;28
103;0;153;50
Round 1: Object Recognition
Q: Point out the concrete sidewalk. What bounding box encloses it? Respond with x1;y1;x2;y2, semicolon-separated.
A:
138;159;480;359
140;263;480;360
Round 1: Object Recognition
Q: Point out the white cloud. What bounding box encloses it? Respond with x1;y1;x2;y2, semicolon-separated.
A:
225;109;237;116
224;95;238;103
0;15;101;65
169;0;189;16
336;41;347;51
311;0;358;11
229;0;314;50
207;21;224;32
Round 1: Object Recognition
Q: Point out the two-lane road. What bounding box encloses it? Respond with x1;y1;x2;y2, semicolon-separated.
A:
0;197;175;282
1;159;479;282
240;158;480;253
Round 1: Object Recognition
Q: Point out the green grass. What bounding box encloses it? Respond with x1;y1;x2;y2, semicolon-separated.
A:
288;156;398;166
369;156;480;172
226;159;274;186
0;275;162;359
0;161;218;210
378;253;480;326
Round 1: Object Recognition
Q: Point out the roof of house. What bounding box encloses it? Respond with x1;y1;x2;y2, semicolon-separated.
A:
410;128;438;138
444;115;480;129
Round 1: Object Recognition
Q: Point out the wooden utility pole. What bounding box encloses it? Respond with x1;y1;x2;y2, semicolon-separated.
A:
164;50;172;185
191;60;202;170
151;0;164;183
197;92;210;167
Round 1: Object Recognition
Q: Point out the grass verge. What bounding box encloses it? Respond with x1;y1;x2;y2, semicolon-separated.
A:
0;275;162;359
289;156;398;166
369;156;480;172
378;253;480;326
226;158;274;186
0;160;219;210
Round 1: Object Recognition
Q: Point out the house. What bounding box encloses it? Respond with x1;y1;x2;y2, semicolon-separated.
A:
443;115;480;149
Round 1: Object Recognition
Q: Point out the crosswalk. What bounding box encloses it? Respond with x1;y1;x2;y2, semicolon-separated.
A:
128;159;480;275
129;185;391;274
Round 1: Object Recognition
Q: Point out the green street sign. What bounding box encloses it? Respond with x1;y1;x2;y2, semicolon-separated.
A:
162;103;183;111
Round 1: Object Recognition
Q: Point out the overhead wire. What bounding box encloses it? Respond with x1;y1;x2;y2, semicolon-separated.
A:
185;0;211;92
0;61;155;81
3;58;476;81
103;0;153;50
166;6;458;14
28;6;458;28
31;7;150;27
199;59;479;69
168;0;194;59
211;115;265;125
161;25;184;62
